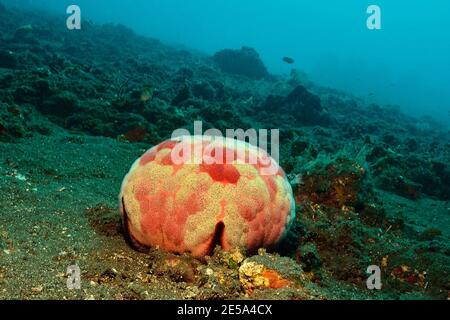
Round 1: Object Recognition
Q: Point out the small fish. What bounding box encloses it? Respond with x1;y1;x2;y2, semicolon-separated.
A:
282;57;295;64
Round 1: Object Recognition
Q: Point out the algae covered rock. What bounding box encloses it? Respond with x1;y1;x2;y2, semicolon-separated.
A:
213;46;269;79
39;91;78;116
0;50;17;69
263;85;330;126
238;250;303;292
0;103;52;141
14;24;33;40
297;157;367;210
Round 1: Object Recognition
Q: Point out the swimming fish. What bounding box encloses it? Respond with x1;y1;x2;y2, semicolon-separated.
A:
282;57;295;64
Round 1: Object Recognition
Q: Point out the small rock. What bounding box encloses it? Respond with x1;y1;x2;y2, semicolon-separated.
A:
14;24;33;39
183;286;199;299
213;46;269;79
31;286;43;293
239;260;291;292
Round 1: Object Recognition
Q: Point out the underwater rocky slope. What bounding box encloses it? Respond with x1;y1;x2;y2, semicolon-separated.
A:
0;4;449;300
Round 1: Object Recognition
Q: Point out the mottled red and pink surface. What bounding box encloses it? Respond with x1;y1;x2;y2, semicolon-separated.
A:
119;136;295;258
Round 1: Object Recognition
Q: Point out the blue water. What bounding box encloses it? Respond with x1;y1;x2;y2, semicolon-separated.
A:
4;0;450;125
